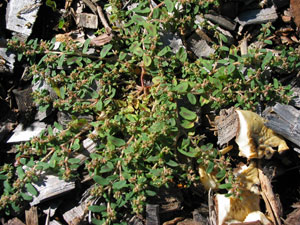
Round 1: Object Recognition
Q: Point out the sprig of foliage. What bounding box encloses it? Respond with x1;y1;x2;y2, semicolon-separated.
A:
2;0;296;223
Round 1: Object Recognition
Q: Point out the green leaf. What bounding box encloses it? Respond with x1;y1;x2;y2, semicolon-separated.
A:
93;175;109;186
21;192;33;201
144;22;157;36
158;46;171;56
71;139;81;151
143;54;152;67
178;147;197;158
133;46;143;57
96;99;103;111
54;122;63;130
59;86;65;99
166;160;179;167
219;183;232;189
219;33;228;43
132;15;145;24
176;47;187;62
108;136;126;147
180;120;194;129
119;52;127;60
273;78;279;89
179;107;197;121
68;158;81;164
264;39;272;45
100;162;114;173
58;19;65;29
89;205;106;213
100;44;113;58
83;39;91;54
175;82;189;93
4;180;12;193
216;169;226;179
57;54;65;67
187;93;197;105
145;190;157;196
25;183;38;196
261;51;273;70
165;0;174;12
16;167;25;180
113;180;127;190
206;161;214;174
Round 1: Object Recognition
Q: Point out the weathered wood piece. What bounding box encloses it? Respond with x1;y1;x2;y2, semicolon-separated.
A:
193;209;208;225
82;0;97;14
25;206;39;225
128;216;144;225
264;103;300;148
214;107;238;146
291;87;300;108
49;221;62;225
187;33;215;58
160;31;184;54
7;121;47;143
258;167;282;225
235;6;278;26
63;204;85;225
76;136;97;165
195;15;234;44
146;204;160;225
76;13;98;29
291;0;300;29
0;47;15;73
12;86;34;114
204;14;236;31
5;0;42;37
284;202;300;225
30;173;75;205
4;218;25;225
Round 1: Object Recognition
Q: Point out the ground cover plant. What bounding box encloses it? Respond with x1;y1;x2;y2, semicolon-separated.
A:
0;0;299;224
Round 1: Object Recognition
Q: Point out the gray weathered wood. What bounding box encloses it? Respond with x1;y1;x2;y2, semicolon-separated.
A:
76;13;98;29
7;121;47;143
204;14;236;31
235;6;278;26
6;0;42;37
63;204;85;224
76;136;97;165
160;31;184;54
215;107;239;146
193;209;208;225
187;33;215;58
30;173;75;205
264;103;300;148
146;204;160;225
195;15;234;44
0;47;15;73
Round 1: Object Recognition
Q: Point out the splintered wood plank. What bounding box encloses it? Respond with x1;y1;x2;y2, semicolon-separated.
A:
258;166;282;225
264;103;300;148
146;204;160;225
76;13;98;29
25;206;39;225
235;6;278;26
6;0;42;37
30;173;75;205
214;107;238;146
291;0;300;28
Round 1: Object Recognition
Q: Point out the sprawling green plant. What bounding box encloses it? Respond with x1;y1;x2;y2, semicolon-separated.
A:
1;0;296;223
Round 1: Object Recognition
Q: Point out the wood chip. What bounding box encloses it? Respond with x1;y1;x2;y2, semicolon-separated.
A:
25;206;39;225
5;0;42;37
30;173;75;206
235;6;278;26
187;33;215;58
290;0;300;28
90;33;113;47
162;217;184;225
204;14;236;31
264;103;300;148
146;204;160;225
214;107;238;146
0;47;15;73
4;218;25;225
284;203;300;225
76;13;98;29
